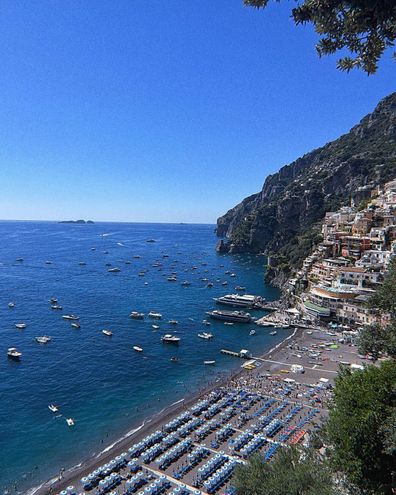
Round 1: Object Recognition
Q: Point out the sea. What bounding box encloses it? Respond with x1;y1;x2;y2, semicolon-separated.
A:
0;221;285;493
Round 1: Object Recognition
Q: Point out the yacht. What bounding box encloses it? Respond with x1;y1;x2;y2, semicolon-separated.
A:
206;310;252;323
161;334;181;344
71;322;80;329
214;294;264;308
62;315;79;321
48;404;59;413
108;267;121;273
7;347;22;360
8;302;15;308
102;329;113;336
66;418;75;427
15;323;27;329
129;311;144;319
35;336;52;344
133;346;143;352
204;360;216;365
148;311;162;319
198;332;213;340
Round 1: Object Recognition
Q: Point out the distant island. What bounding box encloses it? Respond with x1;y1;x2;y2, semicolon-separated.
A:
58;219;94;224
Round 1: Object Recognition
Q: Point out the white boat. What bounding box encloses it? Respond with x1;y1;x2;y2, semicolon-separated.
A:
133;346;143;352
49;298;58;304
167;276;177;282
168;320;178;325
307;331;313;335
48;404;59;413
249;329;256;336
8;302;15;308
148;311;162;319
79;261;86;266
152;325;160;330
214;294;264;308
224;322;234;326
221;281;228;286
7;347;22;360
161;334;181;344
71;322;80;329
62;315;79;321
198;332;213;340
235;286;246;291
108;267;121;273
16;257;23;262
102;329;113;336
204;360;216;365
202;319;211;326
207;309;252;323
270;331;277;336
129;311;144;319
51;305;63;310
35;336;52;344
15;323;27;329
181;281;191;286
66;418;75;427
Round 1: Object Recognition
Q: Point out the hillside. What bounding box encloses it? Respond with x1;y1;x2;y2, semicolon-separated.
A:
216;92;396;284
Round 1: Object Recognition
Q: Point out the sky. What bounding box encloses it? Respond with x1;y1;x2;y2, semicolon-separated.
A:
0;1;394;223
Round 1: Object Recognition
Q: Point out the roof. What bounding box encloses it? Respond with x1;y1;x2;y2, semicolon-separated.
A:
339;267;366;273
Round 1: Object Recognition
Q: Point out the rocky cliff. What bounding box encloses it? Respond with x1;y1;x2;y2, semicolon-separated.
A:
216;92;396;282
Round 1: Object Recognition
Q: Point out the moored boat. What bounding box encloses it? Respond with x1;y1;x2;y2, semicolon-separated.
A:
168;320;178;325
108;267;121;273
62;314;79;321
48;404;59;413
15;323;27;329
133;346;143;352
7;347;22;360
198;332;213;340
129;311;144;319
214;293;264;308
35;336;52;344
206;310;252;323
102;329;113;336
8;302;15;308
161;334;180;344
204;360;216;365
71;322;80;329
270;330;277;336
148;311;162;319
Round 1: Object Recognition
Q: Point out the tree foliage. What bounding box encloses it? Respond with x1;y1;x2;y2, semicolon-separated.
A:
244;0;396;74
326;361;396;494
233;446;335;495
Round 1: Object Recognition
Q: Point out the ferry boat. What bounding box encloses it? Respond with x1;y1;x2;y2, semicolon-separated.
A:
148;311;162;319
161;334;181;344
7;347;22;360
133;346;143;352
206;310;252;323
35;336;52;344
198;332;213;340
62;315;80;321
15;323;27;329
129;311;144;319
214;294;264;308
102;329;113;336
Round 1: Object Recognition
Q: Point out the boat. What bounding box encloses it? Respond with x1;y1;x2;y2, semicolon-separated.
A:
79;261;86;266
221;281;228;286
138;272;146;277
235;286;246;291
91;247;96;251
71;322;80;329
214;294;264;308
204;360;216;365
202;319;211;326
161;334;181;344
16;257;24;262
125;260;131;264
270;330;277;336
230;273;236;278
49;298;58;304
206;310;252;323
167;276;177;282
168;320;178;325
146;239;156;243
133;346;143;352
307;330;313;335
66;418;75;427
148;311;162;319
181;281;191;286
62;315;79;321
102;329;113;336
7;347;22;360
35;336;52;344
224;322;234;326
15;323;27;329
206;283;213;288
249;330;256;336
152;324;160;329
8;302;15;309
129;311;144;319
170;356;179;362
51;305;63;310
133;255;141;259
198;332;213;340
48;404;59;413
108;267;121;273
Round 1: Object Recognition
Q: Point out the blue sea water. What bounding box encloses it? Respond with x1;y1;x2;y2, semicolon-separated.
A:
0;221;283;493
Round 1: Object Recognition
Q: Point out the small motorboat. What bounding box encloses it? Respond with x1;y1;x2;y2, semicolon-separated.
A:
108;267;121;273
15;323;27;329
48;404;59;413
16;257;24;262
167;276;177;282
170;356;179;362
249;329;256;336
198;332;213;340
79;261;86;266
133;346;143;352
71;322;80;329
146;239;156;243
102;330;113;337
206;283;214;288
202;319;211;326
62;315;80;321
45;260;53;265
204;360;216;366
152;325;160;330
8;302;15;308
161;334;181;344
224;322;234;326
49;298;58;304
222;281;228;286
66;418;75;427
148;311;162;319
270;331;277;336
181;281;191;286
168;320;178;325
133;255;141;259
51;305;63;310
235;286;246;291
91;247;96;251
35;336;52;344
7;347;22;360
138;272;146;277
230;273;236;278
129;311;144;319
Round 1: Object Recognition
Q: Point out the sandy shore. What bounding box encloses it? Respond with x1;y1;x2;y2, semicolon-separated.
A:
29;327;304;495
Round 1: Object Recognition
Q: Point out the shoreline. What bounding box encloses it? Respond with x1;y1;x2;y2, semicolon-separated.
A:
29;326;301;495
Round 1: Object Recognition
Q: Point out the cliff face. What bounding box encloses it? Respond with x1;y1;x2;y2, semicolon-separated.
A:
217;92;396;278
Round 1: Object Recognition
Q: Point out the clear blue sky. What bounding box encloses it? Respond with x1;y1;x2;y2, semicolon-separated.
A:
0;0;394;223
